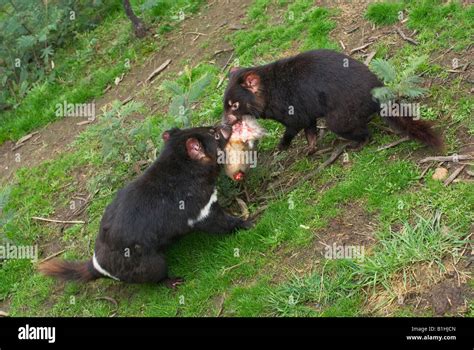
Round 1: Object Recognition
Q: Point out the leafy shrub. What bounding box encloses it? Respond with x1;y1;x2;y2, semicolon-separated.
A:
161;66;212;127
0;0;122;107
370;56;428;103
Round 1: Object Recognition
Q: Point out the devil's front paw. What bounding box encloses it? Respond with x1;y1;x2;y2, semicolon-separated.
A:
238;218;254;230
306;145;317;156
163;277;185;289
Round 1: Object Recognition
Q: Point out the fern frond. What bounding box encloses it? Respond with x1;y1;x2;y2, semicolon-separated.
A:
370;59;397;83
161;80;184;95
188;73;212;102
402;54;428;78
398;84;428;99
371;86;396;103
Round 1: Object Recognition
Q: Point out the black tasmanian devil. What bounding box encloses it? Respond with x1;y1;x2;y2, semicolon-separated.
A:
223;49;442;154
39;126;252;287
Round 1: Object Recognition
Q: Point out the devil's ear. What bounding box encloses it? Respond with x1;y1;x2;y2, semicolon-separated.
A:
162;131;171;142
162;128;180;142
241;72;260;93
186;138;206;161
228;66;241;78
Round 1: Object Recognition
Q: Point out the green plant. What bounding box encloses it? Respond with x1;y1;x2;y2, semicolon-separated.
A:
370;56;428;103
162;67;212;127
0;186;14;237
0;0;121;107
98;100;163;168
0;0;206;145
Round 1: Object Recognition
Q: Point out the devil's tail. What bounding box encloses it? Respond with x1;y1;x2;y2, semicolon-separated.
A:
38;258;101;282
381;115;443;151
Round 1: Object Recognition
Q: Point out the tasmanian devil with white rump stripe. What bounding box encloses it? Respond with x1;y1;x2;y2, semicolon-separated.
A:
39;126;252;287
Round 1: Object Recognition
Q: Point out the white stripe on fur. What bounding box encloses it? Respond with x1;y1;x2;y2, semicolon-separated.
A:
187;188;218;227
93;252;120;281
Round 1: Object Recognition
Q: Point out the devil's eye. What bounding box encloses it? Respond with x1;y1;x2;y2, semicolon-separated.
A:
231;102;240;111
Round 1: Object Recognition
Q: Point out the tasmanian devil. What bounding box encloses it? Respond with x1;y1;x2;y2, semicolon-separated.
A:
223;49;442;154
39;126;252;287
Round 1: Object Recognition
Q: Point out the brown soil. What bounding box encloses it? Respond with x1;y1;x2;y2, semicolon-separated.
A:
428;279;471;315
316;201;377;251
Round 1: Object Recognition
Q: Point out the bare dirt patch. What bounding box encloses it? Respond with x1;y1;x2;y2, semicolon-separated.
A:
428;279;471;315
367;257;472;316
329;0;392;61
316;201;377;253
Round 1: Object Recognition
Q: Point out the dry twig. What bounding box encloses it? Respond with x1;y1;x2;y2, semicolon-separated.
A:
396;28;419;45
145;59;172;83
32;217;85;224
377;136;410;151
419;154;473;164
444;165;466;187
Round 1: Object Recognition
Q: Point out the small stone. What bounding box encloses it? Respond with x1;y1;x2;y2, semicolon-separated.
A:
432;167;448;181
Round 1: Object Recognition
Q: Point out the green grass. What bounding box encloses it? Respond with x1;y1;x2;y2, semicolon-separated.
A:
365;2;404;26
353;213;466;289
232;0;338;65
0;0;472;317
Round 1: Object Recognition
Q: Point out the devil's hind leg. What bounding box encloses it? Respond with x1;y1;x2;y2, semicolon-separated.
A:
325;112;371;150
118;251;179;286
304;125;318;155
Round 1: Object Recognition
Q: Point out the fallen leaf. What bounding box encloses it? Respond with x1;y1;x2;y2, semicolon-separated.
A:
236;198;249;220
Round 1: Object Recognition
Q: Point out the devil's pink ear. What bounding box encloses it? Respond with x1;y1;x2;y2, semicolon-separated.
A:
228;66;241;78
186;138;205;160
163;128;180;142
242;72;260;93
162;131;171;142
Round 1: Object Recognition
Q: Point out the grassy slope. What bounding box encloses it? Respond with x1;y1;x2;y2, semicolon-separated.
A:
0;0;472;316
0;0;204;144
